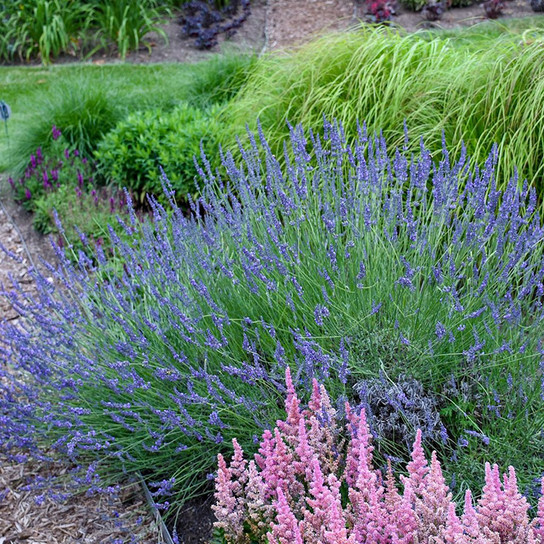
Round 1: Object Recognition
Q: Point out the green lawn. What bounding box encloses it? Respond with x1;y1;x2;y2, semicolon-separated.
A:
0;63;196;170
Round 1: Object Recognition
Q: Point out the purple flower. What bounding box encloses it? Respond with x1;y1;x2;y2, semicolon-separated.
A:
314;304;330;326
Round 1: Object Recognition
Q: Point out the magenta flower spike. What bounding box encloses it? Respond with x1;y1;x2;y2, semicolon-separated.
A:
401;429;429;498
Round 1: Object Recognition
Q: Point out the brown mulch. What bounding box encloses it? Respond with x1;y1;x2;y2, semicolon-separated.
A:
0;455;163;544
266;0;356;50
265;0;541;52
0;191;162;543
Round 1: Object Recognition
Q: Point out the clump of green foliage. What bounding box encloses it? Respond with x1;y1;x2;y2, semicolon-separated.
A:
0;0;169;63
95;104;221;204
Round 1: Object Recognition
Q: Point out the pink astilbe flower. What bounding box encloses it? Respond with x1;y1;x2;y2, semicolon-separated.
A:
255;429;277;499
383;461;417;544
276;367;303;447
323;472;357;544
304;382;340;476
245;460;274;536
400;429;429;498
255;429;276;471
500;465;533;542
413;451;452;540
212;453;247;543
264;428;297;500
534;479;544;542
294;417;316;483
307;378;322;413
348;427;387;544
477;463;509;540
267;487;304;544
462;489;481;539
303;457;336;542
345;404;374;488
229;439;248;495
441;502;465;544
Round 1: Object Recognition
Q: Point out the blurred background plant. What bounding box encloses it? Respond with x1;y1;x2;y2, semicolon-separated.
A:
221;27;544;197
0;0;247;63
179;0;251;50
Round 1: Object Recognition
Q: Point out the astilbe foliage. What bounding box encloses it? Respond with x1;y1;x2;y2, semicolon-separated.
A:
1;119;544;506
213;370;544;544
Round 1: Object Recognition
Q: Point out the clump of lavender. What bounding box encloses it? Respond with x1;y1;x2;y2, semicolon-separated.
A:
1;119;544;510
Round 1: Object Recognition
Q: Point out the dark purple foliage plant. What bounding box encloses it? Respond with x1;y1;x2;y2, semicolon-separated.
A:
422;0;447;21
483;0;504;18
1;119;544;511
179;0;251;49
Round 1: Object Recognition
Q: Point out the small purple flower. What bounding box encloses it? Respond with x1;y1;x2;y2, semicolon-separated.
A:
457;437;469;448
52;125;61;141
314;304;330;326
24;188;31;200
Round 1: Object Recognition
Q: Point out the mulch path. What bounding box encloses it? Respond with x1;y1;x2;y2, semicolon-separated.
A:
0;455;162;544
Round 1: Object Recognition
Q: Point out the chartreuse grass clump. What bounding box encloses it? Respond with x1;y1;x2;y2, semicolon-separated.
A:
222;26;544;192
1;119;544;513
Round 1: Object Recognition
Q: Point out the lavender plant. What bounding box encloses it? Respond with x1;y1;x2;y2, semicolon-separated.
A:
1;119;544;511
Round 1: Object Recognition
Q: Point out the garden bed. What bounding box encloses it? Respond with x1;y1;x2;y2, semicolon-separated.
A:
1;2;544;543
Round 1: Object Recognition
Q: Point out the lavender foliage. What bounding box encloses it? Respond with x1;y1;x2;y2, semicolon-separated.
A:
1;119;544;506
